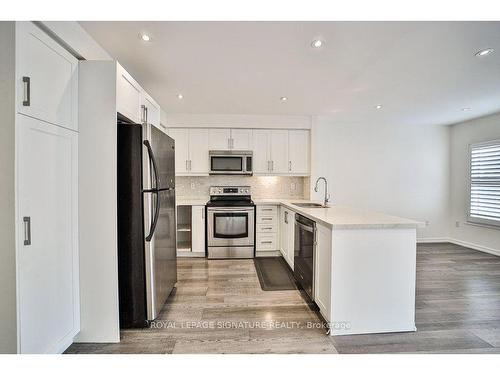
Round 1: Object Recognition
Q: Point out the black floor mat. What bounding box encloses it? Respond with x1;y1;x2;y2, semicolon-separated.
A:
254;257;298;291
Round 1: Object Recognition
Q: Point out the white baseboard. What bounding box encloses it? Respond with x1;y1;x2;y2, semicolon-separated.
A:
417;237;450;243
417;237;500;257
448;238;500;257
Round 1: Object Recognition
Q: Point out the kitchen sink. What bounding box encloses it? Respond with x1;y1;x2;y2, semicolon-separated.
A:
292;202;326;208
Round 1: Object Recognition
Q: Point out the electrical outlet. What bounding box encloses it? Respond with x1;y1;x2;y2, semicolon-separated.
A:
190;182;196;190
455;221;460;228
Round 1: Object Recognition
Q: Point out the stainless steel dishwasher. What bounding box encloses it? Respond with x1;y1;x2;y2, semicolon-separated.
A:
294;214;316;300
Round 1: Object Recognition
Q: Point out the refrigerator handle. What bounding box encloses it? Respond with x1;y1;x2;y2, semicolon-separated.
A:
146;191;160;242
143;140;159;191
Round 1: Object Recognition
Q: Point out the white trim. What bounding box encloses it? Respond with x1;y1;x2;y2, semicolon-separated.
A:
449;238;500;257
417;237;450;243
417;237;500;257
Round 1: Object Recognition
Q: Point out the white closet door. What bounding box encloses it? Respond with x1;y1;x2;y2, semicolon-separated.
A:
168;128;190;175
270;130;289;174
17;114;79;353
16;22;78;131
230;129;253;150
188;129;209;174
208;128;231;150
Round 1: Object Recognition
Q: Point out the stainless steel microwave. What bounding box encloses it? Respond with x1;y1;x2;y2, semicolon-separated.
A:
209;150;253;175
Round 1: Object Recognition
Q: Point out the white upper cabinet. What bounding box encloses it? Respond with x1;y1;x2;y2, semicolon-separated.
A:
288;130;310;175
209;128;231;150
168;128;209;176
141;92;160;129
208;128;253;150
116;63;142;123
231;129;253;150
189;129;209;174
16;22;78;131
168;128;190;174
269;130;289;174
252;130;271;174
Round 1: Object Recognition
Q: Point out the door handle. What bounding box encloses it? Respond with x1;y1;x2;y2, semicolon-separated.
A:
284;211;288;224
261;241;273;244
189;160;192;171
186;160;189;171
289;161;292;172
22;77;30;106
145;107;148;124
23;216;31;245
141;105;145;123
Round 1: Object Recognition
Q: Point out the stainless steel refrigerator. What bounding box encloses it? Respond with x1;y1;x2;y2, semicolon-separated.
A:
117;118;177;328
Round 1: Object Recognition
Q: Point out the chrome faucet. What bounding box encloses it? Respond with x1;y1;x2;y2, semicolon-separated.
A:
314;177;330;207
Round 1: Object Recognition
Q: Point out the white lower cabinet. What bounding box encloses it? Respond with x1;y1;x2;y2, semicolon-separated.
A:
256;205;279;252
314;223;332;321
279;207;295;268
17;114;79;353
191;206;206;253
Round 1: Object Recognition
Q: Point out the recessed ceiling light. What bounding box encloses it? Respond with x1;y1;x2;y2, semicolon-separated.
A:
140;34;151;42
311;39;323;48
375;104;383;109
280;96;288;101
475;48;494;57
462;107;472;112
177;94;183;100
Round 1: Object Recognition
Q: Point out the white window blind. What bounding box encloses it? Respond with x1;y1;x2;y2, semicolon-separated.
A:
469;140;500;227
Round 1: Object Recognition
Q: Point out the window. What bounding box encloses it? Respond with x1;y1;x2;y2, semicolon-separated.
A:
469;140;500;227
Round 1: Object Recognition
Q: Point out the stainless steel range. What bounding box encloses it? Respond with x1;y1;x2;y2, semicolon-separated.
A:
206;186;255;259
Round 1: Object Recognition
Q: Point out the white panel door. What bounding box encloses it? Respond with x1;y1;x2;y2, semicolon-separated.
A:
16;22;78;131
17;114;79;353
208;128;231;150
314;223;332;321
270;130;289;174
288;130;310;175
252;130;270;174
188;129;209;174
116;63;142;123
231;129;253;150
191;206;206;253
168;128;189;174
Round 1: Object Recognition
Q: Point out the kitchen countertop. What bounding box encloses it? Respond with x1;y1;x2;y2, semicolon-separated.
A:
175;197;423;229
176;198;208;206
254;199;424;230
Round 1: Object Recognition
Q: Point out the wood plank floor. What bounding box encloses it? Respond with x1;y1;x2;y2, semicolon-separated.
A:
66;243;500;354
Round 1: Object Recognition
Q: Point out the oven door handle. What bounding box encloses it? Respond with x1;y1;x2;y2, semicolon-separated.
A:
208;208;254;213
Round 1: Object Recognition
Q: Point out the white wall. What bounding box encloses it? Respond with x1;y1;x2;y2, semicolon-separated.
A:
0;21;18;354
449;112;500;255
310;116;450;240
164;113;311;129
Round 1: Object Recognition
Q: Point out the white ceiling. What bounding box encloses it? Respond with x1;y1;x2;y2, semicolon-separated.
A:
80;21;500;126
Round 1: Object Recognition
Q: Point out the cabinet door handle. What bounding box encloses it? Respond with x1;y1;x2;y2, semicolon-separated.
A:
23;216;31;246
262;227;273;230
185;160;189;171
262;218;273;221
262;208;273;211
261;241;273;244
271;160;274;172
145;107;148;124
289;161;292;172
284;211;288;224
22;77;30;106
189;160;192;171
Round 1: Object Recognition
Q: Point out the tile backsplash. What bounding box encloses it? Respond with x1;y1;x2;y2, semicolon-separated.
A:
176;176;309;200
